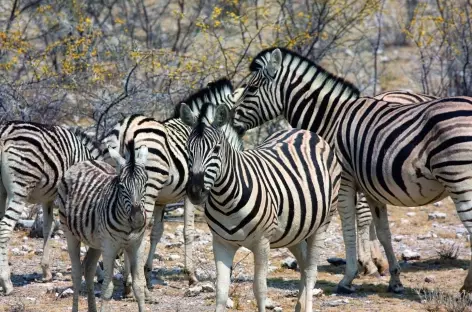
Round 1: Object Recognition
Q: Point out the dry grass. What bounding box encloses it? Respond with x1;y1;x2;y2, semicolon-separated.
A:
416;288;472;312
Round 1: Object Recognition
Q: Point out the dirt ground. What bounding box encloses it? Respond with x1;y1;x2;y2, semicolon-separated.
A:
0;199;471;312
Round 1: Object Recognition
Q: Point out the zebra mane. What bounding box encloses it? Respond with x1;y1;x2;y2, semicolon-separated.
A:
250;47;360;97
180;78;243;151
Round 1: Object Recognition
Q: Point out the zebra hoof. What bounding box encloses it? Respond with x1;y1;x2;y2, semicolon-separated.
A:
387;283;404;294
336;284;355;294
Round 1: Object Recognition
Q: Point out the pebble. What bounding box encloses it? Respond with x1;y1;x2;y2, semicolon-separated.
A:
201;283;215;293
21;245;32;252
402;250;421;261
55;272;63;280
406;212;416;217
313;288;323;297
226;298;234;309
22;236;28;242
58;288;74;298
34;249;43;256
393;235;403;242
400;219;410;225
265;298;276;309
167;254;181;261
274;308;283;312
425;276;435;283
323;299;349;307
428;212;447;220
417;233;432;240
433;201;443;207
11;247;25;256
281;257;298;270
165;242;183;249
185;285;202;297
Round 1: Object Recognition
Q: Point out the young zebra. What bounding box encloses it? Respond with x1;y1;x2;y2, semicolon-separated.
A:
0;121;106;295
231;47;472;293
58;142;149;312
103;115;197;295
180;79;341;312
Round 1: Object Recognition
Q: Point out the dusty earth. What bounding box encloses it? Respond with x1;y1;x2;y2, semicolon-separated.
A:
0;199;471;312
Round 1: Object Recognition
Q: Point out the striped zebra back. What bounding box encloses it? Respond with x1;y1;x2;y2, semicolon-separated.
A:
373;90;438;104
0;121;107;202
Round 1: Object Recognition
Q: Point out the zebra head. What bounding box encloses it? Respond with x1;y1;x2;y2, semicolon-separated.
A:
232;48;284;134
108;142;149;230
180;101;231;205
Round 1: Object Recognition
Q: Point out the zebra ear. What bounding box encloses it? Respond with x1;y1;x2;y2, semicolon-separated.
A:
266;48;282;77
232;87;245;103
213;105;230;128
136;145;148;165
107;145;126;167
180;103;197;127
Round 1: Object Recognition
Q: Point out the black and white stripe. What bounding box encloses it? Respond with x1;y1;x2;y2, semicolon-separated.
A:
180;79;341;311
232;47;472;294
58;142;149;312
232;47;439;277
103;115;198;293
0;121;106;295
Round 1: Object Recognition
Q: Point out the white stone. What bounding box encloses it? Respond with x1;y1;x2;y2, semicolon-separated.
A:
167;254;181;261
417;233;432;240
265;298;276;309
185;285;202;297
400;219;409;225
281;257;298;270
55;272;63;279
274;308;283;312
201;283;215;293
428;212;447;220
393;235;403;242
58;288;74;298
173;208;184;217
433;201;443;207
226;298;234;309
21;245;31;252
313;288;323;296
401;250;420;261
406;212;416;217
22;236;28;242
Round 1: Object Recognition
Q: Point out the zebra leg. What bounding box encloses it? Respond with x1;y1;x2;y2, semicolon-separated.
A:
302;225;328;312
367;199;403;293
84;247;102;312
288;241;307;312
123;251;132;298
447;191;472;293
0;195;25;295
126;237;147;312
252;239;270;312
65;231;82;312
369;222;389;275
41;201;55;281
142;204;165;293
356;193;378;276
183;198;198;285
337;176;358;294
212;236;238;312
100;242;120;312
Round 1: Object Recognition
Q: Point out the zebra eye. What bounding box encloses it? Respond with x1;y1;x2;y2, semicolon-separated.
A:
213;145;220;154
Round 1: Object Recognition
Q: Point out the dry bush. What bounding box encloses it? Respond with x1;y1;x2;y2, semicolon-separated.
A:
416;288;472;312
437;243;460;260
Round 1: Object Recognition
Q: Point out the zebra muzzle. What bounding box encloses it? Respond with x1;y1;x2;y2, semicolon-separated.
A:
129;203;146;230
186;172;209;205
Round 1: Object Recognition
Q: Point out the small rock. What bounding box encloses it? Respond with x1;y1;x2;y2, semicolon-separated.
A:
165;242;183;249
22;236;28;242
402;250;421;261
425;276;435;283
433;201;443;207
432;232;438;238
21;245;32;252
11;247;23;256
201;283;215;293
55;272;63;280
327;257;346;266
34;249;43;256
313;288;323;297
167;254;181;261
185;285;203;297
400;218;410;225
226;298;234;309
393;235;403;242
173;207;184;217
80;246;87;255
274;308;283;312
281;257;298;270
428;212;447;220
195;268;216;281
418;233;432;240
164;233;175;240
265;298;276;309
58;288;74;298
406;212;416;217
324;299;349;307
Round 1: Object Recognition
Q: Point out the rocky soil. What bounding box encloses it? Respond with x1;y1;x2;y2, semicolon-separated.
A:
0;199;471;312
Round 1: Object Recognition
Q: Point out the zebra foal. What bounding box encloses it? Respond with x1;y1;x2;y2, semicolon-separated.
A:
180;79;340;312
58;142;149;312
0;121;105;295
104;115;197;294
231;47;472;293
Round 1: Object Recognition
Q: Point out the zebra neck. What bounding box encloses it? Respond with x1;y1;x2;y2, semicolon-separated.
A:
282;62;360;144
220;124;243;151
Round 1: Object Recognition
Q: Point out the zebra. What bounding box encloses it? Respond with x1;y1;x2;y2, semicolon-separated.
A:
103;115;197;296
179;79;341;312
230;47;472;294
58;142;149;312
0;121;106;295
